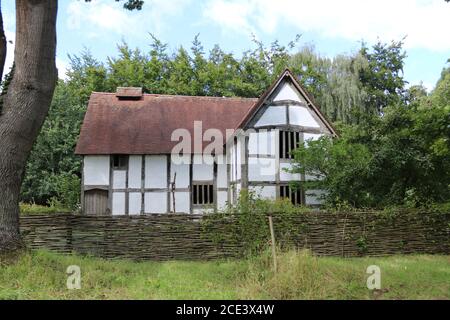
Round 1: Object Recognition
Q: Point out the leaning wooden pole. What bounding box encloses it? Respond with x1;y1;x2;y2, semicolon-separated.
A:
268;215;277;272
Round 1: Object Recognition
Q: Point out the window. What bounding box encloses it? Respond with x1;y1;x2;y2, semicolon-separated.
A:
279;130;301;159
112;155;128;170
280;185;303;206
193;184;214;205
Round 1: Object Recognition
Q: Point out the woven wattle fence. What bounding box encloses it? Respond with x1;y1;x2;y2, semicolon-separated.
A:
270;212;449;257
20;211;449;260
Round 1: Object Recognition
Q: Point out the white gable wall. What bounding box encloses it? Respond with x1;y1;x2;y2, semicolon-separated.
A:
289;106;320;128
255;106;287;127
273;82;306;102
244;76;332;207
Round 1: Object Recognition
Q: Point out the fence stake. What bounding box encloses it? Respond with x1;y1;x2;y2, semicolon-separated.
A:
268;215;277;272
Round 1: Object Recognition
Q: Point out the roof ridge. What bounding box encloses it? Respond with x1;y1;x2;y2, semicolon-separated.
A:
91;91;258;100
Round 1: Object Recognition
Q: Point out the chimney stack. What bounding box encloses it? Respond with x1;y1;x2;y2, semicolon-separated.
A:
116;87;143;99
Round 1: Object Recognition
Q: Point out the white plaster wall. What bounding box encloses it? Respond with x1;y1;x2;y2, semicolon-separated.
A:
249;131;276;155
145;192;167;213
258;130;276;155
229;145;235;182
112;192;125;215
217;191;228;210
128;156;142;189
83;156;110;185
170;191;190;213
273;82;304;102
145;155;167;188
248;132;258;154
192;154;213;181
255;106;287;127
170;163;190;188
289;106;320;128
280;162;301;181
217;163;227;188
249;186;276;200
305;189;326;206
236;138;242;180
129;192;141;215
193;208;214;214
248;157;276;181
304;133;323;143
113;170;126;189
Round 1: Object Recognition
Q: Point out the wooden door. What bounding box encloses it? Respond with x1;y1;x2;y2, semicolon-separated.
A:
84;189;109;215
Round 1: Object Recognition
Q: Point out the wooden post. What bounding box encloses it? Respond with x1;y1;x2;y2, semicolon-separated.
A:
268;215;277;272
171;172;176;213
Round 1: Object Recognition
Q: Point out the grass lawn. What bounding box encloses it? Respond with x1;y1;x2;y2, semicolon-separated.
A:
0;250;448;300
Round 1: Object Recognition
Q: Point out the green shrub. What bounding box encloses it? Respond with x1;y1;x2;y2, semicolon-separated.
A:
203;190;309;255
19;202;71;215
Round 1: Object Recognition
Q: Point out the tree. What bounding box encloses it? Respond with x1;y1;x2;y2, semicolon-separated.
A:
359;40;407;114
0;0;142;254
21;81;85;210
289;46;369;124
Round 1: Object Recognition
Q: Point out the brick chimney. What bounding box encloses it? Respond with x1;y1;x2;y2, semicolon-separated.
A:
116;87;143;99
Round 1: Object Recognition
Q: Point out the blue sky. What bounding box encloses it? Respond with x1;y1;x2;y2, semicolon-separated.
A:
3;0;450;91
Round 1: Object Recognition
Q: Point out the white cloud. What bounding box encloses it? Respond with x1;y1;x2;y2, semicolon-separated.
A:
2;13;15;80
202;0;450;51
67;0;191;37
67;1;134;34
56;58;70;81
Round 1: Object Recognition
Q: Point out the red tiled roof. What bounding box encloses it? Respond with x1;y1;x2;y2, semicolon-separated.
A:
75;93;257;155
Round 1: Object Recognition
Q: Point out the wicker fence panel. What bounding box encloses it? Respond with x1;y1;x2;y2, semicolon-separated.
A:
271;212;449;257
20;212;449;260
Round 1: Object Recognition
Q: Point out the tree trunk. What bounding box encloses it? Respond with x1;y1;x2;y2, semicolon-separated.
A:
0;0;58;253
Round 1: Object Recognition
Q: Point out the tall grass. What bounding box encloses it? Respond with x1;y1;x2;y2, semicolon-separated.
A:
1;249;448;300
239;249;450;299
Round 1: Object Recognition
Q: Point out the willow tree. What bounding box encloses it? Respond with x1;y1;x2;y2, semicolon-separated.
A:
289;46;369;124
0;0;142;254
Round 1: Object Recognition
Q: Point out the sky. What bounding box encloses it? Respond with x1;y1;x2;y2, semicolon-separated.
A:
2;0;450;91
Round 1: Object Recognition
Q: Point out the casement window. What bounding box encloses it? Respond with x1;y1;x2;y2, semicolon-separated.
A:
193;184;214;205
112;155;128;170
279;185;303;206
279;130;301;159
